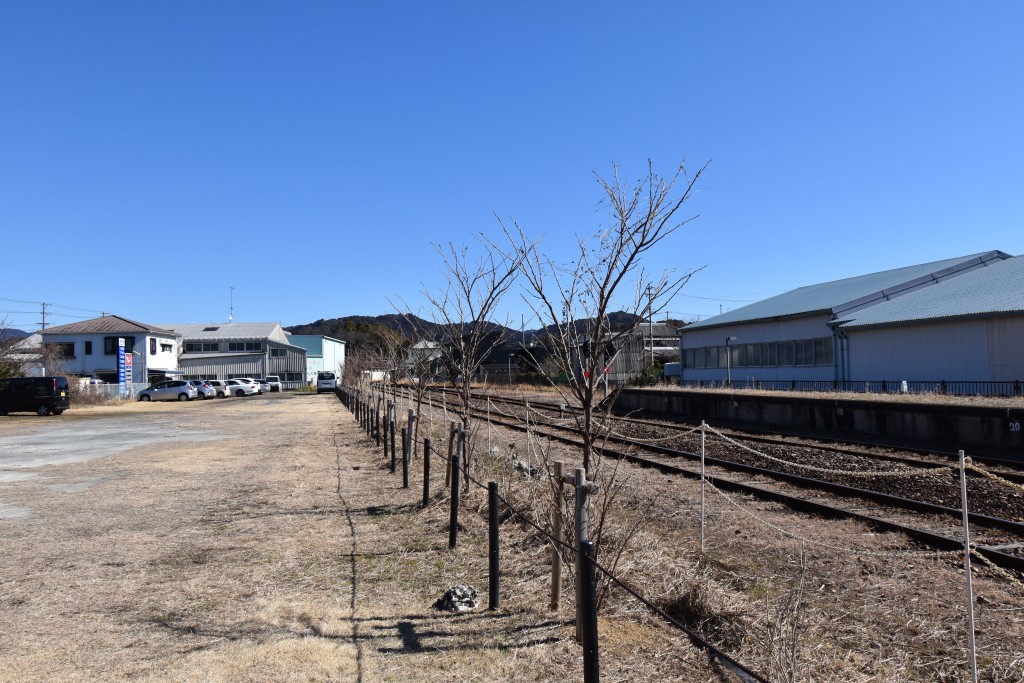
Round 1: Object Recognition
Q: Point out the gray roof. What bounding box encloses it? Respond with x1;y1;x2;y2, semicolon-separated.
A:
41;315;180;337
159;322;295;346
684;251;1011;330
839;255;1024;329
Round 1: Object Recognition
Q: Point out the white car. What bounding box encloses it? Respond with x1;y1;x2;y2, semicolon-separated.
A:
235;377;265;395
264;375;282;392
226;379;259;397
206;380;233;398
316;371;338;393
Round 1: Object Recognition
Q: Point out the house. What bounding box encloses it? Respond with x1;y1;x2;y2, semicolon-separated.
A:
679;250;1022;388
405;340;443;378
39;315;181;384
286;334;346;385
161;322;307;389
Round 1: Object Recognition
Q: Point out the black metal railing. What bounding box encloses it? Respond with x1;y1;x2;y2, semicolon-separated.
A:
679;378;1023;397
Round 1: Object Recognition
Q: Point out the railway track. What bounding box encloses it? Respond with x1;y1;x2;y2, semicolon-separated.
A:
403;386;1024;573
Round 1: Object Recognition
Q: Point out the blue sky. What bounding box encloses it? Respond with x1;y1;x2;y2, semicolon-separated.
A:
2;2;1021;331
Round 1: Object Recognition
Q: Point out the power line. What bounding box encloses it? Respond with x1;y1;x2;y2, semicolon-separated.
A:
0;296;108;314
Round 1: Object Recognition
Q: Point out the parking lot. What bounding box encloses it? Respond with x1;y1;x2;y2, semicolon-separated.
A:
0;392;368;681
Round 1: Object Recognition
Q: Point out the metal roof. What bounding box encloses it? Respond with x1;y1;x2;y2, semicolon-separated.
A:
158;322;294;345
684;251;1011;330
839;255;1024;329
40;315;180;337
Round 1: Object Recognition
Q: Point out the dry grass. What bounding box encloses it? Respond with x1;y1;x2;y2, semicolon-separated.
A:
2;395;1022;682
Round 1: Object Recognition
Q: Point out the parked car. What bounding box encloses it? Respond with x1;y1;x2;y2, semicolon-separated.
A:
234;377;264;394
190;380;217;400
206;380;232;398
0;376;70;416
138;380;197;402
255;378;273;393
226;378;258;397
316;371;338;393
264;375;282;392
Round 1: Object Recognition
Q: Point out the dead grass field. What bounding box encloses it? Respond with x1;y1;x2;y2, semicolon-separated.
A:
1;393;1022;682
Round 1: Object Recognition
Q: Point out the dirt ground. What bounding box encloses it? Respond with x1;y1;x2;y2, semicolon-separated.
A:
1;392;1022;682
0;394;582;682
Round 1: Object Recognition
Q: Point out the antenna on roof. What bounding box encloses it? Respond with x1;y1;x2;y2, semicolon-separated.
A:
229;286;235;322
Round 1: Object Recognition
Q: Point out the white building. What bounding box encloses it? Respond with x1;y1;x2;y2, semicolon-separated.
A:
39;315;181;383
286;334;346;384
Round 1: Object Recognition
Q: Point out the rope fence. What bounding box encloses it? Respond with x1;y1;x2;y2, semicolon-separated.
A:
339;385;1022;683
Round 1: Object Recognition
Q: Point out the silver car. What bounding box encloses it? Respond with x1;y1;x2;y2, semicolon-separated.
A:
138;380;198;402
190;380;217;400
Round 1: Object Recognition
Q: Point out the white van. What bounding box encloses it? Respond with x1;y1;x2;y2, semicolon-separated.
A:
316;371;338;394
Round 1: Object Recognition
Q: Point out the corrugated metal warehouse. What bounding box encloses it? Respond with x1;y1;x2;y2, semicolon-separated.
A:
679;250;1023;389
161;322;308;388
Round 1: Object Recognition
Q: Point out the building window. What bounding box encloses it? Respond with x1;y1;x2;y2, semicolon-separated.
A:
228;342;263;352
161;343;173;353
185;343;218;353
104;336;135;354
84;341;92;355
270;348;286;358
150;338;157;355
46;342;75;358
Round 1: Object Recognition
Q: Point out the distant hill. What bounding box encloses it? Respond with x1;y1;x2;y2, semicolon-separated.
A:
0;327;30;341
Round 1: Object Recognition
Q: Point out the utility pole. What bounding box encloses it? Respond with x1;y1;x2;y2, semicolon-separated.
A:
229;286;235;322
40;302;48;330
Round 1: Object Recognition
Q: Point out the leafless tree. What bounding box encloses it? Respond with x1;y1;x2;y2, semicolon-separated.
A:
0;317;27;378
367;323;408;408
419;237;526;484
501;159;707;472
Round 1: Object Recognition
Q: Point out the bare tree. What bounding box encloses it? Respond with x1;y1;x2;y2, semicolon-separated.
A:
367;323;408;407
0;317;27;378
501;159;707;472
419;238;526;483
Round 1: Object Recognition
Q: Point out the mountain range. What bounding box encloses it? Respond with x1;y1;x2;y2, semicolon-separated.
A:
284;312;683;351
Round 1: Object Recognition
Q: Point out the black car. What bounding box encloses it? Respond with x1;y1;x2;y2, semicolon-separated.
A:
0;376;71;416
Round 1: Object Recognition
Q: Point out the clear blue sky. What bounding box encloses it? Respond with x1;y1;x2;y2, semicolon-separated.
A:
2;2;1021;331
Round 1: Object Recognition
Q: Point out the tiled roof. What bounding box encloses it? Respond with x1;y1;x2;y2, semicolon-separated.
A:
684;251;1010;330
839;255;1024;329
40;315;179;336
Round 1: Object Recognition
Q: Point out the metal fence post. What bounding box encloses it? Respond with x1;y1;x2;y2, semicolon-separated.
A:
550;460;564;611
959;450;979;683
401;425;409;489
488;481;500;610
579;540;600;683
700;420;706;556
448;425;463;549
390;418;397;474
422;437;431;507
